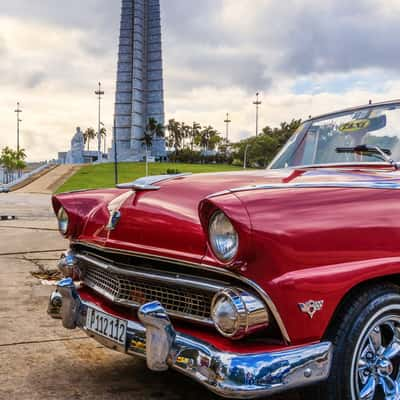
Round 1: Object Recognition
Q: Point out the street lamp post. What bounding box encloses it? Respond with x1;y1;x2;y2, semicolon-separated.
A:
244;144;251;169
253;92;262;137
14;102;22;152
224;113;231;142
113;115;119;185
95;82;105;162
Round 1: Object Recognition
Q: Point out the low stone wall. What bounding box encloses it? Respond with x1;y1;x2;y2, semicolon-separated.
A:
1;163;55;191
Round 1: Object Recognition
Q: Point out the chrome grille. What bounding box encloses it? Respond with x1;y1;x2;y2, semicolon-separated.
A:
83;264;215;323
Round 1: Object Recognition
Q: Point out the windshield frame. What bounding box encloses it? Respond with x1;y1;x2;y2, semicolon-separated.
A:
268;100;400;170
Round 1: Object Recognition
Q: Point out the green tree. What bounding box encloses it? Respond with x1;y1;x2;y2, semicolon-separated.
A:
142;118;165;173
15;148;27;172
190;122;201;151
217;138;232;163
99;126;107;154
195;126;222;152
180;122;191;149
143;118;157;151
83;127;96;151
208;128;222;151
0;147;26;183
166;119;183;161
148;117;165;139
233;119;302;168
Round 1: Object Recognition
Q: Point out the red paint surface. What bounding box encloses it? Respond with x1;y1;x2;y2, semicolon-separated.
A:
53;166;400;346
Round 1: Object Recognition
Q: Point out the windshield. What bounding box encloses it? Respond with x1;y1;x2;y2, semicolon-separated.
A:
270;103;400;169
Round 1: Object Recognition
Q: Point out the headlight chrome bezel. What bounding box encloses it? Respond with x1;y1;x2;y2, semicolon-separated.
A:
211;288;269;339
57;207;69;236
208;211;239;263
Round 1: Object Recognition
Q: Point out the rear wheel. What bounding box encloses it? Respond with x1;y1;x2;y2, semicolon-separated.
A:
309;284;400;400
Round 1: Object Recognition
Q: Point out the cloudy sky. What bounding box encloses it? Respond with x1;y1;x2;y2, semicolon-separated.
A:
1;0;400;161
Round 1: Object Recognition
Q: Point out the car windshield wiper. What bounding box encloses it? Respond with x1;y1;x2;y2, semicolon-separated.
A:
335;145;395;165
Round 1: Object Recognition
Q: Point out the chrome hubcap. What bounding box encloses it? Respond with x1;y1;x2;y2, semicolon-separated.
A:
354;317;400;399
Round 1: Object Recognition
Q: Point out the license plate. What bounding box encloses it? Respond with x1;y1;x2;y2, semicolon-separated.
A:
86;307;127;345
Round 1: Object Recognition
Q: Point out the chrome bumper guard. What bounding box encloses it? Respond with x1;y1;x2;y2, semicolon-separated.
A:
48;278;332;399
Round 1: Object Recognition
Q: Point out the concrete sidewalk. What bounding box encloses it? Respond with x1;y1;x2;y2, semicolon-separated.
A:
0;193;299;400
16;165;81;194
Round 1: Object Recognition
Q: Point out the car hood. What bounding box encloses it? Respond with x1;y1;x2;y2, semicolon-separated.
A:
53;167;400;265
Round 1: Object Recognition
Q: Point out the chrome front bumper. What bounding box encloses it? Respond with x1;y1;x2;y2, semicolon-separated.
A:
48;278;332;399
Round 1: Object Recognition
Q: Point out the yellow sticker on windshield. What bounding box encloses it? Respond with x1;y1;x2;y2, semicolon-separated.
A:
339;119;371;133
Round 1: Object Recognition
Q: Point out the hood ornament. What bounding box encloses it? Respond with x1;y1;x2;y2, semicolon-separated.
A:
116;173;192;191
107;210;121;231
298;300;324;319
105;191;133;231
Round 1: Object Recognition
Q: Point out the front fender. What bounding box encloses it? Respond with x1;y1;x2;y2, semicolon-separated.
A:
271;257;400;344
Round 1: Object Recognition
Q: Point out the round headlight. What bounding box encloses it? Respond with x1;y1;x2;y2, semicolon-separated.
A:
209;211;239;262
57;207;69;236
211;288;269;339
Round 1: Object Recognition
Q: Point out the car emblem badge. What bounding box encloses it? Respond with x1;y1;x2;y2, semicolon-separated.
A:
107;210;121;231
298;300;324;319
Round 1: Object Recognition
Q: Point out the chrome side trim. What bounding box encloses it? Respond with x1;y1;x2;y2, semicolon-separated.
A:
49;284;332;399
207;180;400;199
116;173;192;190
72;241;292;344
116;183;161;191
268;162;395;170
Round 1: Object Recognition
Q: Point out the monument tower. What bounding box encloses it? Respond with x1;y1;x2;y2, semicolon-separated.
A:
113;0;166;161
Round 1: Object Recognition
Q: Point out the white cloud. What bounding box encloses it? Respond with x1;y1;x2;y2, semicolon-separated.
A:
0;16;117;161
1;1;400;161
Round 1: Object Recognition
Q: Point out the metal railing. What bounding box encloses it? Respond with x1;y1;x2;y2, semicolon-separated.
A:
0;163;54;191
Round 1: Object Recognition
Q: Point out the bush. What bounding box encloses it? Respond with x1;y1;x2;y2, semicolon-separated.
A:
174;149;202;164
166;168;182;175
232;159;243;167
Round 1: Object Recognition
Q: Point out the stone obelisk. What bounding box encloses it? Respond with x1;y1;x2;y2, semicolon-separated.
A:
113;0;166;161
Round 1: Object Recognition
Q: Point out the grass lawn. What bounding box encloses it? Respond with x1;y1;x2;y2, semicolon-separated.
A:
55;162;243;193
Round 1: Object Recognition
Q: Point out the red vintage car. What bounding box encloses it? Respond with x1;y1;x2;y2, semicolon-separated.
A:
49;100;400;399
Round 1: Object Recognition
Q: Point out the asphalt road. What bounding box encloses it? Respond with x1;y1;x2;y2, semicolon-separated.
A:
0;193;301;400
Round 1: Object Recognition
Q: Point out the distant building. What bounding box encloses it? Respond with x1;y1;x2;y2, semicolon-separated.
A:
112;0;166;161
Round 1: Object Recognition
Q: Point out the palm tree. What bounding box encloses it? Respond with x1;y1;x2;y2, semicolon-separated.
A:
0;147;14;183
191;122;201;151
180;122;191;149
208;128;222;151
99;127;107;154
196;126;210;152
143;118;164;175
154;121;165;138
83;127;96;151
144;120;154;148
166;119;183;161
0;147;26;183
147;117;158;137
195;126;222;153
